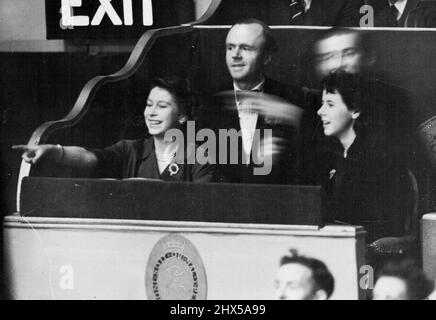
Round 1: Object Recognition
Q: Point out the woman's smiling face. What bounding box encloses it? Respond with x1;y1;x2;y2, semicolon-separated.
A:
144;87;184;138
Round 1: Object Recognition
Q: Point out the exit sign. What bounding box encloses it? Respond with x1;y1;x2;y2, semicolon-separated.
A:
45;0;195;39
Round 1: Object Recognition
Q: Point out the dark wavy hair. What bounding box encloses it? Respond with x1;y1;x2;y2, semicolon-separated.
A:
148;76;198;120
321;71;370;133
375;258;434;300
280;249;335;298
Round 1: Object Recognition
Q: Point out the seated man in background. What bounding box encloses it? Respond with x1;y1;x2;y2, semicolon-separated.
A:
373;0;432;27
373;258;434;300
275;249;335;300
201;18;304;184
212;0;362;27
286;0;363;27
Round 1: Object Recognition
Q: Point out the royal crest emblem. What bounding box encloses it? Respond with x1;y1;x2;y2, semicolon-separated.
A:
145;234;207;300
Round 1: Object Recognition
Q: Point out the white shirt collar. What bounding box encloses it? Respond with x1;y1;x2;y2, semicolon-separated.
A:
290;0;311;12
233;76;265;92
390;0;407;19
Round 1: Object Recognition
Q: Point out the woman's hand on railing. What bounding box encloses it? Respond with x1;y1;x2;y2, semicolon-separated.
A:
12;144;61;165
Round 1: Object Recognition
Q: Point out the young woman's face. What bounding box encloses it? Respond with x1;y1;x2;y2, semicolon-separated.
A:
317;89;359;138
144;87;185;138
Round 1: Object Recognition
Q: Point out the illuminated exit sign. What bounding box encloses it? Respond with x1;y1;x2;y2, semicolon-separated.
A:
45;0;194;39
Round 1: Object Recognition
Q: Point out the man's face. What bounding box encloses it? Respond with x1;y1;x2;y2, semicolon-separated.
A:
373;276;409;300
225;23;268;86
314;33;364;78
275;263;318;300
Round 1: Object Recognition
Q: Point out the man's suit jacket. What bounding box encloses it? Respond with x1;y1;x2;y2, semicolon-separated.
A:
200;77;304;185
205;0;362;26
374;0;420;27
274;0;363;27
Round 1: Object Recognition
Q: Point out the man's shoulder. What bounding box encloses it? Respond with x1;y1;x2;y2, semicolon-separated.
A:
263;77;288;93
264;77;308;106
209;81;233;95
363;75;411;104
264;77;287;95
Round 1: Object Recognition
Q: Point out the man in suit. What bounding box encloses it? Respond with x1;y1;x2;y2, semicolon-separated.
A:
374;0;421;27
279;0;363;26
201;18;304;184
205;0;362;26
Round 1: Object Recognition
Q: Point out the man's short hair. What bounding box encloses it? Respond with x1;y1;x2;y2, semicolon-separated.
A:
376;259;435;300
316;27;369;53
230;18;278;55
280;249;335;298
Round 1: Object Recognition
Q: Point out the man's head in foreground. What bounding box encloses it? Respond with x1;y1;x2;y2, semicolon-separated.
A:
275;249;335;300
373;258;434;300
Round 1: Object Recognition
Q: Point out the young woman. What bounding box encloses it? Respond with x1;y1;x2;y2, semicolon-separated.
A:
317;71;412;243
13;76;215;182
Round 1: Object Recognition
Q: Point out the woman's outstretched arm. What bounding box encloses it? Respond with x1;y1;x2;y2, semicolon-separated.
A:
12;144;98;170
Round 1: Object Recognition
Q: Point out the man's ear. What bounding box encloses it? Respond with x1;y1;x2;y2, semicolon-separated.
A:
313;289;329;300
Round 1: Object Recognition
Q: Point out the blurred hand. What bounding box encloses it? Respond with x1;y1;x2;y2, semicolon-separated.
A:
11;144;55;164
217;90;304;128
253;135;287;166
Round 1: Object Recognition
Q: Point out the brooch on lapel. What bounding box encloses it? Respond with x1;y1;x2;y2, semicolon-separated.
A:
169;163;180;176
329;169;336;180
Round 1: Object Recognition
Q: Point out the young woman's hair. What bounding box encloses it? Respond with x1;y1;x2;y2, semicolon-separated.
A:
148;76;198;120
322;71;367;112
322;71;370;133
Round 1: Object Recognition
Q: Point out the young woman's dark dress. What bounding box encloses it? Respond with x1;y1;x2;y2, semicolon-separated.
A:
321;132;413;243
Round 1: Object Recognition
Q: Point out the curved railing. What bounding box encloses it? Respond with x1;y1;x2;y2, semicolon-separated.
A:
184;0;222;26
16;0;224;211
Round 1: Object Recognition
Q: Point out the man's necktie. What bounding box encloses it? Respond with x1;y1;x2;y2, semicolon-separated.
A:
235;89;261;114
289;0;305;25
388;5;399;27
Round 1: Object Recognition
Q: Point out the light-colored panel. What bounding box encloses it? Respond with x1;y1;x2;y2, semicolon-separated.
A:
194;0;213;19
4;216;366;300
0;0;46;41
422;214;436;281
